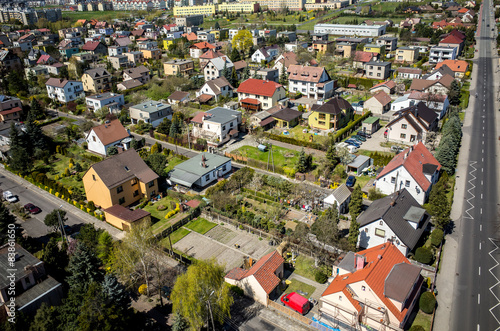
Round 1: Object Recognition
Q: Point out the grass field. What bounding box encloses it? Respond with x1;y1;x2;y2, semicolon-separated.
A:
165;156;186;174
143;196;179;222
161;228;191;248
284;279;317;298
62;10;134;22
185;217;217;234
292;255;330;282
411;311;432;331
235;145;303;169
285;125;330;145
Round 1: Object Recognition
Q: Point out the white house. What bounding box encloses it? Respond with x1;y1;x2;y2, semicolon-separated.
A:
376;142;441;204
108;45;128;57
323;183;352;214
314;24;386;37
429;45;457;64
385;103;438;144
357;189;430;256
251;45;279;63
86;119;130;156
169;153;232;189
129;101;173;128
407;91;450;119
391;94;415;112
45;78;84;103
203;56;234;81
196;77;234;102
85;92;125;113
191;107;241;146
287;65;335;100
397;67;422;79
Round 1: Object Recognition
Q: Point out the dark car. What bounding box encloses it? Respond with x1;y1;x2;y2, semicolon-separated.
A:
24;203;41;214
358;131;371;138
345;139;361;147
353;135;366;142
346;175;356;187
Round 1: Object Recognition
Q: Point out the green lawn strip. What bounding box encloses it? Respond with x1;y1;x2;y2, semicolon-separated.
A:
285;125;329;145
165;156;186;174
283;279;317;298
62;10;134;22
235;145;302;169
411;311;432;331
143;196;177;221
185;217;217;234
292;255;320;281
161;228;191;247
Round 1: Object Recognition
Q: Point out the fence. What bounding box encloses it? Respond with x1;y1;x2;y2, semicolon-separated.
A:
267;299;313;327
202;211;272;241
153;132;207;152
155;206;202;239
224;152;248;163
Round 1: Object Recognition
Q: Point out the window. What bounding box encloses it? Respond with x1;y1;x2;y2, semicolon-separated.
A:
400;133;406;139
118;197;125;204
230;122;233;127
391;177;396;184
148;181;155;188
131;179;137;185
133;190;139;197
379;221;383;226
222;165;226;171
375;228;386;237
377;73;381;77
401;124;407;129
318;121;326;125
319;113;326;120
361;286;366;291
117;186;123;193
339;296;342;301
205;174;210;181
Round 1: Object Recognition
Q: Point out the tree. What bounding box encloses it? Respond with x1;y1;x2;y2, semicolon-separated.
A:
419;291;436;314
214;21;220;30
296;46;313;65
172;312;189;331
170;112;183;137
230;47;241;62
232;30;253;56
107;146;118;155
295;149;312;173
30;97;45;120
415;247;433;264
348;185;363;219
156;118;171;135
42;238;69;281
145;152;168;177
279;67;288;86
0;202;15;244
172;259;233;330
97;231;114;266
241;66;250;80
427;176;451;229
430;228;444;247
8;123;32;173
44;209;67;232
24;111;47;153
101;274;131;310
325;144;339;169
66;242;104;291
337;146;354;166
311;204;339;246
448;80;461;106
29;303;59;331
230;67;238;87
348;216;360;250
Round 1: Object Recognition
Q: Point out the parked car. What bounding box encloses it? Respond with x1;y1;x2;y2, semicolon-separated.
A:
345;140;361;147
357;131;371;138
346;175;356;187
353;135;366;142
391;145;404;154
3;191;18;203
24;203;41;214
281;292;311;315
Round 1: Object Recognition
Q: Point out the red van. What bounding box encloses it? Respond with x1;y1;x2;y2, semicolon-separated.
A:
281;292;311;315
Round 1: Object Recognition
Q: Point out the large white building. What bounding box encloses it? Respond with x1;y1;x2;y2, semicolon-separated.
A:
287;65;335;100
429;46;457;64
45;78;84;103
85;92;125;113
314;24;386;37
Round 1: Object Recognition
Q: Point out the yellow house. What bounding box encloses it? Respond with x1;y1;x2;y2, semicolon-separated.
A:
395;47;419;63
163;38;175;49
163;59;194;76
308;96;355;131
218;2;259;13
103;204;151;231
209;29;229;41
82;149;159;209
140;48;162;60
173;4;216;16
363;44;385;55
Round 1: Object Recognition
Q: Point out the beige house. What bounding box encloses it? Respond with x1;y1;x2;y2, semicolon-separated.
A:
163;59;194;77
82;68;112;92
336;42;355;58
124;51;144;66
319;243;423;331
103;204;151;231
237;78;286;111
364;61;391;80
108;55;129;70
385;102;438;144
395;47;419;63
364;90;392;115
123;65;150;84
225;251;284;306
140;48;161;60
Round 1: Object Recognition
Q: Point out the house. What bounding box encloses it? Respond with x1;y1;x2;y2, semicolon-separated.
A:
249;110;277;129
82;68;112;92
323;183;352;214
424;64;455;80
397;67;422;79
83;149;159;209
409;74;454;95
358;189;430;256
369;80;396;94
195;77;234;102
86;119;130;156
189;41;215;59
225;251;284;306
312;40;335;54
287;65;335;100
277;31;297;42
108;45;128;57
82;40;107;55
376;142;441;204
251;45;279;63
167;91;190;105
46;78;85;103
434;59;469;78
199;49;226;67
140;48;162;60
438;34;464;56
108;55;130;70
309;96;355;131
163;59;194;77
0;243;63;316
273;51;298;76
361;116;380;134
385;102;438;144
117;79;144;91
203;56;234;81
429;46;457;64
319;243;423;330
364;90;392;115
271;108;302;128
85;92;125;113
123;65;150;84
124;51;144;66
0;95;23;122
407;91;450;119
395;47;419;63
237;79;286;111
352;51;378;69
191;107;241;146
0;50;22;74
169;153;232;189
335;42;356;58
249;68;279;83
376;36;398;51
347;155;372;174
364;61;391;80
129;101;173;128
103;204;151;231
363;44;385;55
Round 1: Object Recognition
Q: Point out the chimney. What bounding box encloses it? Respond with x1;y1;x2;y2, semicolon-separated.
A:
355;255;365;271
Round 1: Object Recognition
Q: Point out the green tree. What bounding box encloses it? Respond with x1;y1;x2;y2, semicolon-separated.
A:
419;291;436;314
230;67;238;87
348;185;363;219
66;242;104;291
8;123;32;173
78;223;102;249
232;30;253;56
325;144;339;170
145;152;168;177
230;47;241;62
170;112;183;137
44;209;66;232
172;311;189;331
107;146;118;155
214;21;220;30
156;118;172;135
241;66;250;80
101;274;131;310
42;238;69;281
172;259;233;330
311;204;339;246
448;80;461;106
427;177;451;229
279;67;288;86
30;97;45;120
430;228;444;246
415;246;433;264
0;202;15;244
348;216;360;250
97;231;114;266
29;303;59;331
25;111;47;153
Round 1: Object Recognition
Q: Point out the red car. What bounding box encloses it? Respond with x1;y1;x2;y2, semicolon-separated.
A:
24;203;41;214
281;292;311;315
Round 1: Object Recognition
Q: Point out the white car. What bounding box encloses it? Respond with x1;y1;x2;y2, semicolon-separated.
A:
2;191;18;203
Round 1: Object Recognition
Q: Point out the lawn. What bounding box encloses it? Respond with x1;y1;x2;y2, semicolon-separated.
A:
143;196;179;222
185;217;217;234
460;82;471;109
161;227;191;248
165;156;186;174
292;255;330;282
300;10;343;30
283;125;330;145
284;279;317;298
234;145;303;169
62;10;135;22
411;311;432;331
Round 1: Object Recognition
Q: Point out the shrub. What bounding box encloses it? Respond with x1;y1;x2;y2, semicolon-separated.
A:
415;247;433;265
138;284;148;295
87;201;96;212
229;285;244;296
315;270;328;284
368;187;385;201
430;228;444;247
157;205;167;211
419;291;436;314
409;326;425;331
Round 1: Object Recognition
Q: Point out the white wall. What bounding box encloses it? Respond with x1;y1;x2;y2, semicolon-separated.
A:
358;219;409;256
194;160;232;187
376;166;436;204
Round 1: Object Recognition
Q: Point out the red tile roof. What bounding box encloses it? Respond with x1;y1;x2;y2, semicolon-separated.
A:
82;41;102;51
199;49;225;59
353;51;375;63
0;107;22;116
370;80;396;91
434;59;468;73
191;111;206;124
440;34;464;44
185;200;201;208
237;79;283;97
322;243;420;323
377;142;441;191
182;32;197;41
240;98;261;105
190;41;215;50
36;54;52;64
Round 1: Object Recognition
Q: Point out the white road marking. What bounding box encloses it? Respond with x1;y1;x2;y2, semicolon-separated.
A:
488;238;500;325
482;158;484;162
465;161;477;220
480;242;482;250
483;141;485;144
479;294;481;305
481;193;483;199
482;149;484;153
481;224;483;231
482;180;484;185
480;267;482;275
478;324;480;331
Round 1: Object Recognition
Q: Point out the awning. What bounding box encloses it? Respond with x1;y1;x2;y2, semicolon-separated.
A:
169;168;199;188
240;98;260;105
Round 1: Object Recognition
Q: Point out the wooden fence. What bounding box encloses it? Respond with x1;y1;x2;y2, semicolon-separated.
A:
267;299;313;327
224;152;248;163
201;212;272;241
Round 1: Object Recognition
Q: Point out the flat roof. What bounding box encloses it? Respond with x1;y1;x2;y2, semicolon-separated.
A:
130;100;171;113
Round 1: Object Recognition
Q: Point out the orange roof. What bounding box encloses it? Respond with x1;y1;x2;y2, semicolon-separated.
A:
434;59;468;73
182;32;197;41
191;41;215;50
370;80;396;90
237;79;283;97
458;7;468;13
322;243;419;323
240;98;261;105
440;34;464;44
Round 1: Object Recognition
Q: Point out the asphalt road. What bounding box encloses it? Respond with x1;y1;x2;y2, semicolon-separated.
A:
450;0;500;330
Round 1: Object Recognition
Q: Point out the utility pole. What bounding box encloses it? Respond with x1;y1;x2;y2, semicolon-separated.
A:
187;123;191;150
207;299;215;331
57;205;66;243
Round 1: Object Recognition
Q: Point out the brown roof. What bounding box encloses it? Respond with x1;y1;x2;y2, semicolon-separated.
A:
233;60;248;71
204;77;234;95
370;80;397;91
185;200;201;208
372;90;392;106
89;119;129;146
168;91;190;101
397;67;422;74
46;78;72;88
353;51;375;63
277;51;298;68
313;96;353;115
287;65;328;83
103;204;150;223
84;68;110;79
197;94;213;103
191;111;206;124
118;79;143;90
123;65;149;79
409;74;454;91
272;107;302;122
89;149;159;189
82;41;104;51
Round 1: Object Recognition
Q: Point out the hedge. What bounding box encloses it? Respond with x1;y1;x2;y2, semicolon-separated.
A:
332;111;372;143
263;132;325;151
419;291;436;314
39;117;63;127
415;246;433;265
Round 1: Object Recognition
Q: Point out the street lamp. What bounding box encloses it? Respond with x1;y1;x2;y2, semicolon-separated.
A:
57;205;66;243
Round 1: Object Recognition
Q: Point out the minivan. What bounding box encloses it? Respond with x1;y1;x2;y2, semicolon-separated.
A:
281;292;311;315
